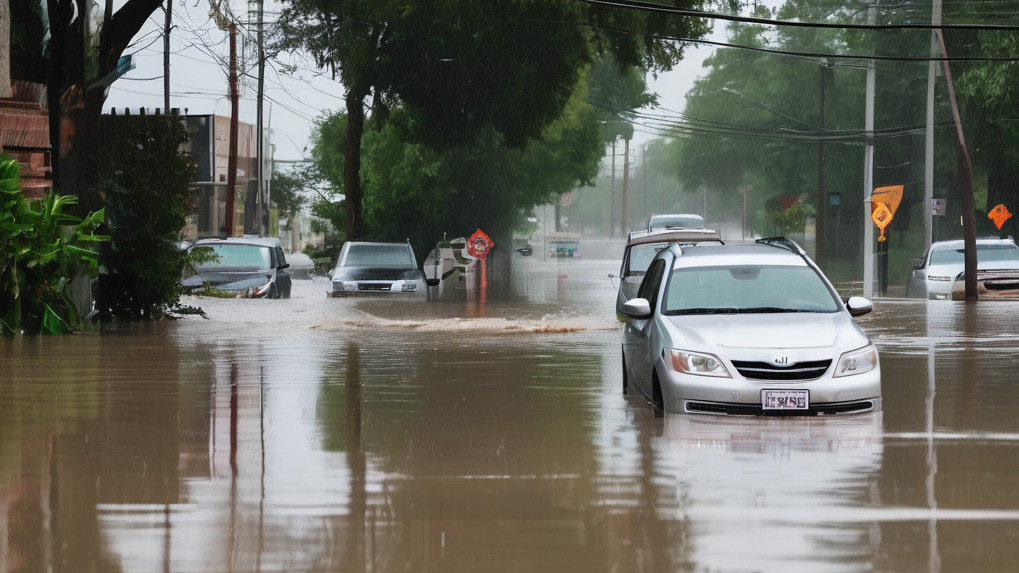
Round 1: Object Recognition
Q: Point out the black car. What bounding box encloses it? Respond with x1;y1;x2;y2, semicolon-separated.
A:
182;236;292;298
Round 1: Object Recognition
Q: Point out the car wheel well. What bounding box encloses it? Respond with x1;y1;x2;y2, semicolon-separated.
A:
651;369;665;414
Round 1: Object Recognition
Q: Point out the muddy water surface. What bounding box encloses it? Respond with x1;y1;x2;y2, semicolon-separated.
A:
2;254;1019;572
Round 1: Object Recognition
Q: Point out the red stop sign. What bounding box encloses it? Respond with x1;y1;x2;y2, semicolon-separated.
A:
467;229;493;259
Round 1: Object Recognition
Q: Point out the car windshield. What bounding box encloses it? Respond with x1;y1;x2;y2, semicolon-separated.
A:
930;243;1019;266
194;244;271;269
341;244;415;268
663;265;839;314
627;242;669;275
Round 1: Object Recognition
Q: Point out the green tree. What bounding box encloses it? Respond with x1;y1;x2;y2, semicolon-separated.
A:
274;0;710;240
95;115;197;320
42;0;166;215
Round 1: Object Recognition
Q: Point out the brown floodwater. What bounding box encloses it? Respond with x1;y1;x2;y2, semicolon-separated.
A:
2;249;1019;572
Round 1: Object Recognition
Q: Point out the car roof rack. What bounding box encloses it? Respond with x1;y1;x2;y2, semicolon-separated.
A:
756;236;807;256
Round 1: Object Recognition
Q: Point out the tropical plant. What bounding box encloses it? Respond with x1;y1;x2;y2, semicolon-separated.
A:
1;154;108;335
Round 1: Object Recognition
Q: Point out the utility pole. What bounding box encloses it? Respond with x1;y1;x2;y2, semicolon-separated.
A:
163;0;171;111
816;59;830;268
226;22;238;237
924;0;941;251
254;0;266;236
937;26;978;300
621;135;630;235
862;4;876;298
210;0;239;237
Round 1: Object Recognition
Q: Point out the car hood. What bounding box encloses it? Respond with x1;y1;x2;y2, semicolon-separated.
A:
663;312;869;353
331;267;422;281
183;269;274;291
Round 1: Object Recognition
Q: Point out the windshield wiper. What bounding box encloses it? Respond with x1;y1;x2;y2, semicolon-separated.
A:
738;307;812;314
671;307;739;315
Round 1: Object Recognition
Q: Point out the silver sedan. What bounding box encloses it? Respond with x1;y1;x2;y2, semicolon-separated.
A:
620;239;881;416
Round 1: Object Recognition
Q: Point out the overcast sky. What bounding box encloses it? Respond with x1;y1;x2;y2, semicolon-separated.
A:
104;0;723;162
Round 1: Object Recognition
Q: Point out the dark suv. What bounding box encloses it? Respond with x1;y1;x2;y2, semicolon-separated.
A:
182;236;292;298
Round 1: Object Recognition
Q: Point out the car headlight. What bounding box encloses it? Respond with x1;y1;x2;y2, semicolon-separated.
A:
336;280;357;291
250;281;273;298
401;282;418;292
665;348;731;378
834;345;878;377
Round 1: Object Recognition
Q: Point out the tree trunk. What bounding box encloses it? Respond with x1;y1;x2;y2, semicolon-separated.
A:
0;0;11;98
344;89;366;240
45;0;163;214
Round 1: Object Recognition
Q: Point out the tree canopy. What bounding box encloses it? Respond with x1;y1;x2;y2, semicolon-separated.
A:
274;0;711;240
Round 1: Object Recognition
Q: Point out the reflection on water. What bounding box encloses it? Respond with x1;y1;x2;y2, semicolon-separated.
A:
2;257;1019;572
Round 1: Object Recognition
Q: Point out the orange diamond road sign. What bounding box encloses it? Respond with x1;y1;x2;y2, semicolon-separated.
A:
872;202;893;238
872;185;904;217
989;203;1012;230
466;228;494;259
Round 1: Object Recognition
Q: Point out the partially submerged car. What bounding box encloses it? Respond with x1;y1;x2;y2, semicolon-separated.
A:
182;236;292;298
614;227;722;319
328;240;438;296
906;238;1019;299
619;237;880;416
950;269;1019;300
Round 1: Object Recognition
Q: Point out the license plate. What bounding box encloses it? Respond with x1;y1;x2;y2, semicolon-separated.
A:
761;389;809;410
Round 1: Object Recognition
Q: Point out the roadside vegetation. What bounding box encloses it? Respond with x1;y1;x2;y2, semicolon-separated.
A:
0;155;107;335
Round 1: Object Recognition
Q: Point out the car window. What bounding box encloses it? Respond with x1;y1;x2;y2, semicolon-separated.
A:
662;265;839;314
341;244;415;268
627;242;669;275
195;244;271;269
930;244;1019;266
637;258;667;310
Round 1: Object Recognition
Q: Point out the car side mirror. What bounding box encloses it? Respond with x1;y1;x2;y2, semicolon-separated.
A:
845;296;873;317
620;298;652;319
908;258;924;270
425;278;440;287
327;268;334;278
278;263;290;270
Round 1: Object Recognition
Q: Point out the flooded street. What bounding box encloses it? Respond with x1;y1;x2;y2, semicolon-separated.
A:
3;250;1019;572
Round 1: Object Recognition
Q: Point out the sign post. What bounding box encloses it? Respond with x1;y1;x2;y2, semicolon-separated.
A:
870;184;901;297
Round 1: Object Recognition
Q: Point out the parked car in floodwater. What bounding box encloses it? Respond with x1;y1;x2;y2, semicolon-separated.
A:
906;238;1019;299
618;237;881;416
182;236;292;298
328;240;438;296
614;227;722;319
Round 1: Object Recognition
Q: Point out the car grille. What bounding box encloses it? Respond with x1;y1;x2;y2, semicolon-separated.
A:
358;283;392;292
730;359;832;381
685;400;875;416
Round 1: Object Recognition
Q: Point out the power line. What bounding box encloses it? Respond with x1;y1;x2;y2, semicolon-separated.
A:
574;0;1019;31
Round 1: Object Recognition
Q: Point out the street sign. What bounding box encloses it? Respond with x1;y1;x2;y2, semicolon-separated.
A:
466;228;494;259
872;185;903;216
932;198;946;216
989;203;1012;230
872;202;893;241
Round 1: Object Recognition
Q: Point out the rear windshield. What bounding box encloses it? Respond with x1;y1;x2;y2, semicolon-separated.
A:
930;243;1019;265
194;244;272;269
340;244;415;268
627;242;670;275
663;265;839;314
